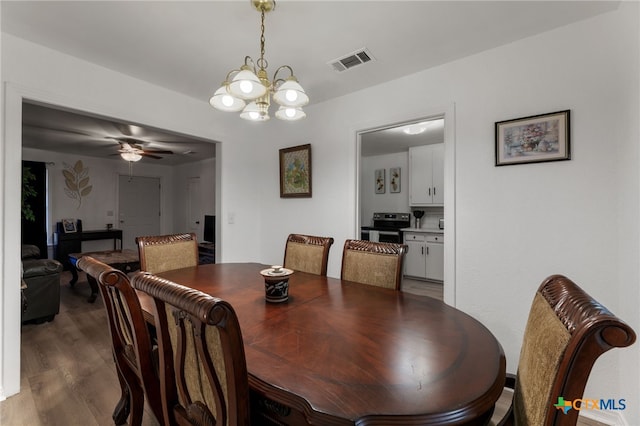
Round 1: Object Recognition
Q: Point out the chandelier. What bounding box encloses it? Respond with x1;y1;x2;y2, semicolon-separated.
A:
209;0;308;122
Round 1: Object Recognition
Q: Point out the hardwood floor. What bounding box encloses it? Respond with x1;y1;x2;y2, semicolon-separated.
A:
401;277;444;300
1;272;609;426
0;271;160;426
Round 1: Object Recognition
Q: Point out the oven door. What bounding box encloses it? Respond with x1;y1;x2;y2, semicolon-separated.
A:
378;230;401;244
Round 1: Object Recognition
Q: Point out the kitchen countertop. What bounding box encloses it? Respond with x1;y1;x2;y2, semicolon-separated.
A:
401;227;444;234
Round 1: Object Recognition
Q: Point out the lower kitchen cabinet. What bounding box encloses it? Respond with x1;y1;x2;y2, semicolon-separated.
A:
425;238;444;281
404;232;444;282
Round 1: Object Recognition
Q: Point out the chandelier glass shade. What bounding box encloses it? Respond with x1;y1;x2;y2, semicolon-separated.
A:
209;0;308;122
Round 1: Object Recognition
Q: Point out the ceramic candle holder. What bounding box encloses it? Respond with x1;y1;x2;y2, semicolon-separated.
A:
260;266;294;303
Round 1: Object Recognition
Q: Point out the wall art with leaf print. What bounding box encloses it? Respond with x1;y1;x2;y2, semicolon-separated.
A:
62;160;93;208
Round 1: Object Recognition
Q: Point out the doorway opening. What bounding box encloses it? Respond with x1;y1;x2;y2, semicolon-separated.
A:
356;107;455;306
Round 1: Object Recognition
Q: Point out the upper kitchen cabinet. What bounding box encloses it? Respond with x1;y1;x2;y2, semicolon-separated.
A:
409;144;444;206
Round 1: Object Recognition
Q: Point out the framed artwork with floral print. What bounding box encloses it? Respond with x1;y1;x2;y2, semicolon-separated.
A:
280;144;312;198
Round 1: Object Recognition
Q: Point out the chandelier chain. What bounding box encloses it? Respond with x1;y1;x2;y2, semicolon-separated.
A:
258;8;268;70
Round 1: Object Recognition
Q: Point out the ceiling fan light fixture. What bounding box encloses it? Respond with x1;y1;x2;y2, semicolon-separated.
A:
120;152;142;162
209;0;307;122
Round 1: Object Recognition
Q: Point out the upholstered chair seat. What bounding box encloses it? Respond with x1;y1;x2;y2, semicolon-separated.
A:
136;233;199;274
493;274;636;426
78;256;162;426
132;271;251;426
340;239;407;290
283;234;334;276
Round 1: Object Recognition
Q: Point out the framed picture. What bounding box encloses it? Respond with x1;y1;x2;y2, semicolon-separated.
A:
279;144;312;198
495;110;570;166
375;169;385;194
389;167;401;193
62;218;77;233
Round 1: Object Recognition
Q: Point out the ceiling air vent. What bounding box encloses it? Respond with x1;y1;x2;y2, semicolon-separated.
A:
328;48;374;73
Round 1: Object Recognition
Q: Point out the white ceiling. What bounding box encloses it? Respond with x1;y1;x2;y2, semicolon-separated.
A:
2;1;618;162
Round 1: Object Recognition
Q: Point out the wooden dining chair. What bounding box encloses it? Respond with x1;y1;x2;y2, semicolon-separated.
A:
136;232;199;274
131;271;251;426
493;274;636;426
340;239;408;290
77;256;162;426
283;233;334;276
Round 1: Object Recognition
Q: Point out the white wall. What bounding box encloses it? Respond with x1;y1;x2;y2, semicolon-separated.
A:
22;148;179;247
360;152;410;225
252;4;639;423
2;4;638;424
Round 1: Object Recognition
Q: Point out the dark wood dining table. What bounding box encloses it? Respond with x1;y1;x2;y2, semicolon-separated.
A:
138;262;506;426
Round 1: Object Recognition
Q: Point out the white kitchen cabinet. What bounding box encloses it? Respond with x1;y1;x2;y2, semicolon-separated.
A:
425;237;444;281
404;233;427;278
409;144;444;206
404;232;444;281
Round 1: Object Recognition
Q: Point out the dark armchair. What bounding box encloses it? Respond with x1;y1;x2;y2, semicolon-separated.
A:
21;244;63;323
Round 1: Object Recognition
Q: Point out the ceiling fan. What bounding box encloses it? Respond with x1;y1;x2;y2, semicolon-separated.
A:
111;137;174;161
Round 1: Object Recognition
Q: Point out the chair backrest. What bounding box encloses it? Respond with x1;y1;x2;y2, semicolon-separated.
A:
136;233;199;274
283;234;334;276
77;255;162;424
509;274;636;426
340;239;408;290
131;271;250;426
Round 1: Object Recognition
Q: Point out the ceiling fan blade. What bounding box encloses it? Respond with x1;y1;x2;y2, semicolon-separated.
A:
140;153;163;160
144;149;173;155
112;136;146;145
24;123;97;137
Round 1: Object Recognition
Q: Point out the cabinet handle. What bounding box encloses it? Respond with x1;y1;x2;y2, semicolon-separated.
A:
421;247;424;255
426;246;429;255
428;188;431;196
433;187;436;196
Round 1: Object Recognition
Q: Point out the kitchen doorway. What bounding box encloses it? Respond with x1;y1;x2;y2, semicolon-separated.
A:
356;106;456;305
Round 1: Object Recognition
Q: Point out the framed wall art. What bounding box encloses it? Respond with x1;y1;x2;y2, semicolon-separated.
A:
62;218;77;233
495;110;570;166
375;169;385;194
389;167;401;193
279;144;312;198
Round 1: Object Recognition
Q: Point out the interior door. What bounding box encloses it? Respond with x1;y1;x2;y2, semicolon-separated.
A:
118;175;161;250
187;177;202;240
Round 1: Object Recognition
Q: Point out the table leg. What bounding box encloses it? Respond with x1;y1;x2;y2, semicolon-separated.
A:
86;275;99;303
69;264;79;287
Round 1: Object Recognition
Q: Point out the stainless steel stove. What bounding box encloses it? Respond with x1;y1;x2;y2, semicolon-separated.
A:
361;212;410;243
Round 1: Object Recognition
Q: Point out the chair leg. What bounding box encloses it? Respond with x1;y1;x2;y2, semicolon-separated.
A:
112;366;131;425
128;382;145;426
